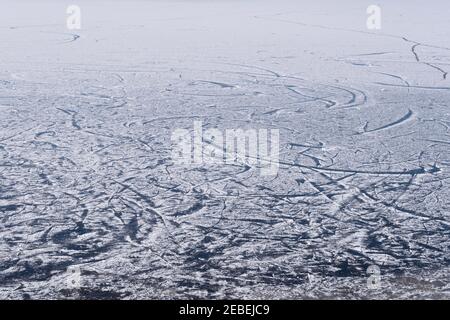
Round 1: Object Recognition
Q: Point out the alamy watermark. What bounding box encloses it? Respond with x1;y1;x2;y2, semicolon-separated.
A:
367;5;381;30
67;5;81;30
171;121;279;176
64;5;380;31
367;264;381;289
65;265;82;299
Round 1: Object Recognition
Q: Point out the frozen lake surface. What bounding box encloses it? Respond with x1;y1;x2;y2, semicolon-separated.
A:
0;0;449;299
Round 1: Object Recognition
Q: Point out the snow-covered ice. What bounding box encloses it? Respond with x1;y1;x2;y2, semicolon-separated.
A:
0;0;449;299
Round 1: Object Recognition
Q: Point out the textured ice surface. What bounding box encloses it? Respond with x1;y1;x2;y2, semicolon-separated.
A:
0;0;449;299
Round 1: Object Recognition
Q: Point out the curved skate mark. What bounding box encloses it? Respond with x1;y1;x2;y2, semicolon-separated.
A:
113;73;124;83
347;61;373;67
56;107;81;130
41;31;80;43
358;109;414;135
204;135;440;176
108;101;127;110
403;38;448;80
350;52;394;57
280;161;440;176
379;200;441;221
192;80;236;89
213;62;282;78
373;83;450;90
174;202;204;217
35;130;56;138
424;63;448;80
0;126;37;143
65;33;80;43
419;139;450;146
285;81;366;109
143;115;208;125
256;14;450;80
375;72;410;87
254;14;450;53
262;108;284;116
175;92;245;97
287;142;323;149
284;85;336;108
109;178;180;245
325;84;367;109
56;107;74;115
410;42;421;62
